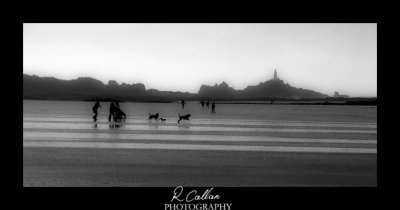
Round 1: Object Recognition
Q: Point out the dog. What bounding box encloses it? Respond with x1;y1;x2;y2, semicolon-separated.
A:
160;118;166;122
178;113;191;123
148;112;159;120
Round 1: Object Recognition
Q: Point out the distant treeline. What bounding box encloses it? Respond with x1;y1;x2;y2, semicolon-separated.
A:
343;99;377;106
217;100;377;106
273;100;377;106
84;97;172;103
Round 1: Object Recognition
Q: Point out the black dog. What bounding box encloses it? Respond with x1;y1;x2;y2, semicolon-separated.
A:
178;113;191;123
160;118;166;122
148;113;159;120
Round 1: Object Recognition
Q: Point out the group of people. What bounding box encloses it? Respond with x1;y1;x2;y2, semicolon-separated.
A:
182;100;216;113
92;99;216;126
200;100;216;113
92;101;126;123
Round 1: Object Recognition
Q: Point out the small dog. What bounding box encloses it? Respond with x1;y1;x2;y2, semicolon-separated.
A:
160;118;166;122
178;113;191;123
148;112;159;120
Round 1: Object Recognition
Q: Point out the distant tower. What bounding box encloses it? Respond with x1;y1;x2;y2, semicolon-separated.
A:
273;69;278;80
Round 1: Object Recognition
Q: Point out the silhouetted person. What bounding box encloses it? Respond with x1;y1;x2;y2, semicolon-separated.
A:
92;101;101;122
211;102;216;114
201;100;204;107
108;102;115;123
206;101;210;109
181;100;185;109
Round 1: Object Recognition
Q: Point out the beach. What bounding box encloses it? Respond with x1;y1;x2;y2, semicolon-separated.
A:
23;100;377;186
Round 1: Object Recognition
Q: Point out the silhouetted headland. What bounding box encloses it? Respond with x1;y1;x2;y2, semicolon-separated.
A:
23;73;376;105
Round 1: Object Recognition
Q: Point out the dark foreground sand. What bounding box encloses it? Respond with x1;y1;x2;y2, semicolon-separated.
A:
23;147;376;187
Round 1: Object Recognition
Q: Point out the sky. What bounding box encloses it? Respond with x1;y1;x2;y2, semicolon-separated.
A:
23;23;377;97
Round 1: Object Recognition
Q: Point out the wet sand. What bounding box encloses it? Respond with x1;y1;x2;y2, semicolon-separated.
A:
23;100;377;187
23;147;376;187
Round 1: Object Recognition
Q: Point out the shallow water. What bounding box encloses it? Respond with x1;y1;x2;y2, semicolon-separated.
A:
23;100;377;122
23;100;377;187
23;100;377;153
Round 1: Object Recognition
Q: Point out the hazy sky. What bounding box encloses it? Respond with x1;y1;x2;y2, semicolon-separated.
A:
23;23;377;97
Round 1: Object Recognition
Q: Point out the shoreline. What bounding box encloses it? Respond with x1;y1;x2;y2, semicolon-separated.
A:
23;98;377;106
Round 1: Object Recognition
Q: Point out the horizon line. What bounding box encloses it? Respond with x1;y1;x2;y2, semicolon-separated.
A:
22;73;377;98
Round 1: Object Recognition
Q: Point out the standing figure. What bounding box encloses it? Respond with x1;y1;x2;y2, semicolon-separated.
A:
92;101;101;122
108;102;115;123
206;101;210;109
181;99;185;109
211;102;216;114
201;100;204;108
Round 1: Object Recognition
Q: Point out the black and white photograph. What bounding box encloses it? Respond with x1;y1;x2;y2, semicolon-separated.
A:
22;22;377;189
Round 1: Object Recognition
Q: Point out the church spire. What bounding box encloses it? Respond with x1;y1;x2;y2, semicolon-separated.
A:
273;69;278;80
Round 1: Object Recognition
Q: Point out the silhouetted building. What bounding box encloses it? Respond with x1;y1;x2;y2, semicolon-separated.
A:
333;91;349;98
108;80;119;87
273;69;278;80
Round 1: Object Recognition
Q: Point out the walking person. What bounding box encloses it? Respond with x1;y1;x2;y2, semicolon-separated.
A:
181;99;185;109
211;102;216;114
92;101;101;122
201;100;204;108
206;101;210;109
108;102;115;123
